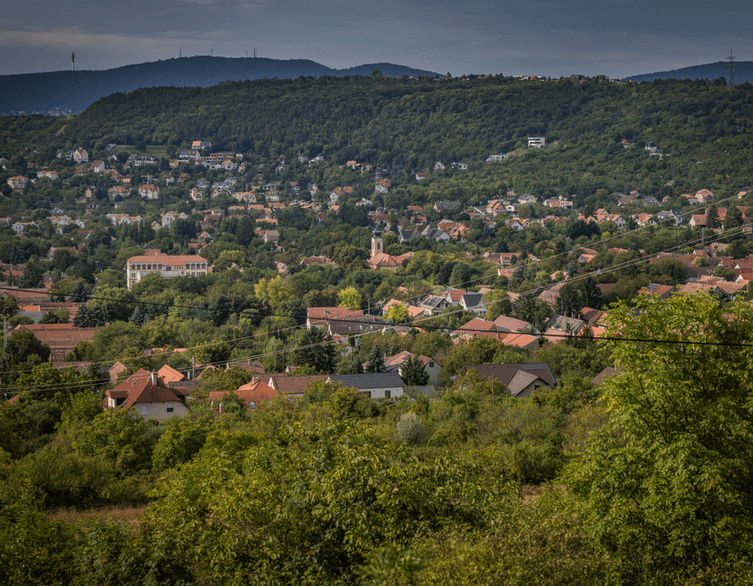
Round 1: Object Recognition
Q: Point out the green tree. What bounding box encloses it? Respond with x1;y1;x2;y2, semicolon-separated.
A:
9;244;25;265
20;258;44;288
294;327;336;374
365;344;385;373
384;302;411;324
5;330;51;368
555;283;582;317
337;286;361;309
70;280;89;303
400;355;429;386
569;293;753;580
73;304;108;328
726;205;744;229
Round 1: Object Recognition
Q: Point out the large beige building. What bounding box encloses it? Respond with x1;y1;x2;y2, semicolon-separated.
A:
127;249;209;290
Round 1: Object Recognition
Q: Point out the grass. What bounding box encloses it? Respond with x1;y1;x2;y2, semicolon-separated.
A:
48;505;147;526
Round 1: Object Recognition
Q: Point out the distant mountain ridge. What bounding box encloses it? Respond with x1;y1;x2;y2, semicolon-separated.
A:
0;56;442;116
624;60;753;84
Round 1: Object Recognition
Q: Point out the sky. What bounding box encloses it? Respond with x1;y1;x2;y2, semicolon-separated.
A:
1;0;752;78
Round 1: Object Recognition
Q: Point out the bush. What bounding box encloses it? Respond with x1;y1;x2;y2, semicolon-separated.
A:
395;412;426;446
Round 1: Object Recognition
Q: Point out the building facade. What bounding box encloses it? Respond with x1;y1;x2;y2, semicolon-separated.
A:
127;250;209;290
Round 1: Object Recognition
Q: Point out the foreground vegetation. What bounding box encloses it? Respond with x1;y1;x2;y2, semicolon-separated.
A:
2;294;753;585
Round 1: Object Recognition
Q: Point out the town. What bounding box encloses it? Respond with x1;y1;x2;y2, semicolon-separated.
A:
2;73;753;585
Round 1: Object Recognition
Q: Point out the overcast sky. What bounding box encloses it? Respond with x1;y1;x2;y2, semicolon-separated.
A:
2;0;751;78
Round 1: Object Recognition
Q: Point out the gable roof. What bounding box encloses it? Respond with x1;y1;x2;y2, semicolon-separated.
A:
493;315;532;332
267;374;329;394
111;369;183;409
158;364;186;384
462;363;557;395
307;307;364;326
208;378;279;408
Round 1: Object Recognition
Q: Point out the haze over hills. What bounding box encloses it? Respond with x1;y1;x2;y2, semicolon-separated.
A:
0;56;441;117
624;60;753;84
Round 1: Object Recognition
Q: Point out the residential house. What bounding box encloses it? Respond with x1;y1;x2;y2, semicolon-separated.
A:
695;189;714;203
157;364;186;385
208;378;279;411
444;288;466;306
12;323;97;361
36;170;59;181
461;363;556;397
7;176;28;190
105;369;189;419
328;373;404;399
383;350;441;384
433;200;460;213
375;179;391;194
267;374;329;399
486;154;509;162
306;307;364;330
138;184;160;199
418;295;449;316
493;315;538;334
330;186;353;203
543;314;586;342
72;147;89;163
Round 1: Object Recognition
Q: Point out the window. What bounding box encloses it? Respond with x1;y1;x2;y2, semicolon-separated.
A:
166;403;174;414
249;401;256;409
140;405;148;416
384;390;391;399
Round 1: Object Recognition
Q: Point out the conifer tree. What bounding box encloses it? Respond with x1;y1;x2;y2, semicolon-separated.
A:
400;354;429;386
70;281;89;303
365;345;385;373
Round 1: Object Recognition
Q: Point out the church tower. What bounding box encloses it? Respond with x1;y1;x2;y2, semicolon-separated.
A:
371;233;383;257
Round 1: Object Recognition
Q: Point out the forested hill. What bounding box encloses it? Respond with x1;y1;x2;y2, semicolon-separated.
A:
624;60;753;84
41;75;751;185
0;56;440;116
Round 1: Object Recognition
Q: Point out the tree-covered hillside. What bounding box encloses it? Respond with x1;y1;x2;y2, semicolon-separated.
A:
8;74;752;202
0;56;441;116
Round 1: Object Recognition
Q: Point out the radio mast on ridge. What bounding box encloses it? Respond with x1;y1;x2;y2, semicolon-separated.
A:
726;50;736;89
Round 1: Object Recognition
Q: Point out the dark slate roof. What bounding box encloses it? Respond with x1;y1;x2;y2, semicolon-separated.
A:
329;372;404;389
461;292;484;308
462;363;557;388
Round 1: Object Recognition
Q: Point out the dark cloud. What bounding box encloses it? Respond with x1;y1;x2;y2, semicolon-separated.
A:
1;0;751;76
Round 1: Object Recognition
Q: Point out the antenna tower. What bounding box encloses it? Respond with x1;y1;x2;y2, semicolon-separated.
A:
71;52;75;71
254;48;257;58
726;50;736;89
